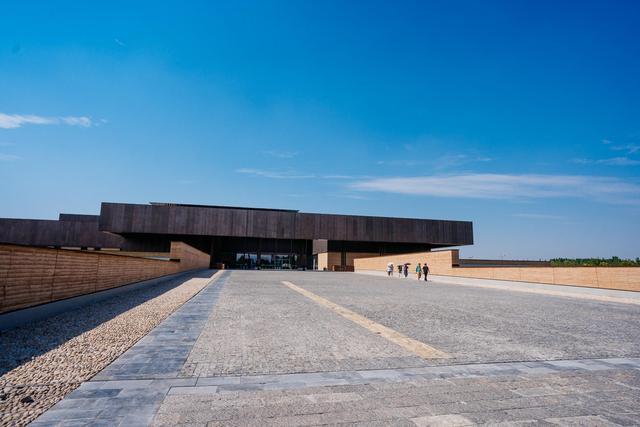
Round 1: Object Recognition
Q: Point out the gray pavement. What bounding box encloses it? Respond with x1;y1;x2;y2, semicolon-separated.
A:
34;270;640;426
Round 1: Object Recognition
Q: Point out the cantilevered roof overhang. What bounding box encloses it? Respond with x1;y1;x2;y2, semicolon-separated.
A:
98;202;473;246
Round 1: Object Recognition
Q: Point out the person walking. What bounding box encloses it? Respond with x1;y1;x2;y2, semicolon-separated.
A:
403;263;408;278
397;264;403;277
416;262;422;280
422;263;429;282
386;262;394;277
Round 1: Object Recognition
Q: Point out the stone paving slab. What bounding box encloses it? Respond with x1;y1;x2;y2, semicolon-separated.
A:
182;271;427;377
288;271;640;365
165;357;640;393
33;270;640;426
91;273;228;381
151;367;640;426
31;272;230;426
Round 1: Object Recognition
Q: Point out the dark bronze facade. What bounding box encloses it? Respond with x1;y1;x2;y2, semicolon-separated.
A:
99;202;473;245
0;201;473;269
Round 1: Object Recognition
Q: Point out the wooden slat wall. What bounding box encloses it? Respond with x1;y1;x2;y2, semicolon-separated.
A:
353;251;640;292
0;242;210;314
0;218;125;248
169;241;211;271
99;202;474;246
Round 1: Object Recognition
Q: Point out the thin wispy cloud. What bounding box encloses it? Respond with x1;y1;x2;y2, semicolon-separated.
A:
333;193;371;200
435;154;492;170
599;138;640;155
376;160;426;166
237;168;361;180
349;173;640;205
321;174;357;179
236;168;316;179
610;144;640;155
0;113;94;129
114;38;126;47
513;213;566;220
574;139;640;166
376;153;491;169
262;150;298;159
572;157;640;166
0;153;20;161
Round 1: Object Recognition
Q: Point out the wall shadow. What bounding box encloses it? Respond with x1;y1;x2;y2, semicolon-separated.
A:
0;269;216;378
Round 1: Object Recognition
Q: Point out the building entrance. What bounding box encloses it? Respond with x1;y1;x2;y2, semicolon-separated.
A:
233;252;299;270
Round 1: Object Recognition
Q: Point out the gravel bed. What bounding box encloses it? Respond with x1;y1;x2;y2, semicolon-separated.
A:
0;270;215;426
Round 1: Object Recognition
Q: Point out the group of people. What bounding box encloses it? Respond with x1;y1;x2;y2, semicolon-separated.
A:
386;262;429;281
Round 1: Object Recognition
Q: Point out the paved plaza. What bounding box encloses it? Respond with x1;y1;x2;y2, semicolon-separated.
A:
34;271;640;426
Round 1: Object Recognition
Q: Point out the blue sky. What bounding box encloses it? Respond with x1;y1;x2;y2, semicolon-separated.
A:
1;0;639;259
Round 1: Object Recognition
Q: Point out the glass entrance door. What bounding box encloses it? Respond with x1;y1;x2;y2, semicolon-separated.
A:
235;253;257;269
235;253;299;269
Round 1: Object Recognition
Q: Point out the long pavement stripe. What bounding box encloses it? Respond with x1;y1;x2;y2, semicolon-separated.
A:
429;276;640;306
206;269;226;285
281;280;450;360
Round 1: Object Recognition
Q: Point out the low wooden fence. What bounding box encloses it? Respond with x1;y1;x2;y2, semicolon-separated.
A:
353;250;640;292
0;242;210;314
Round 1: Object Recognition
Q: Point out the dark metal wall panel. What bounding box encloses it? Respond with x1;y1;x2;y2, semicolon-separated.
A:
98;202;473;246
58;214;100;222
294;214;315;239
0;218;125;248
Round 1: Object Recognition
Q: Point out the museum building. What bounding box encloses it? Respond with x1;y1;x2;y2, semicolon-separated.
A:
0;202;473;271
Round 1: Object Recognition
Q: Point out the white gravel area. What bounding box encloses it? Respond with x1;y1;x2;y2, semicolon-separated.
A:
0;270;216;427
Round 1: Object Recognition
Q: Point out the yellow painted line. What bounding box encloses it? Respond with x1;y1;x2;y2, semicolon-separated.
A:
281;280;450;360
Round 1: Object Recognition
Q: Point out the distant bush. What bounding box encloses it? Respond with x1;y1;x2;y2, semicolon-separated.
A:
550;256;640;267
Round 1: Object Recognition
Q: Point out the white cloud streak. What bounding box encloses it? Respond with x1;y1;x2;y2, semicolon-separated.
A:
600;138;640;155
0;153;20;161
513;213;566;220
237;168;361;180
236;168;316;179
350;173;640;205
262;150;298;159
572;157;640;166
0;113;93;129
611;144;640;155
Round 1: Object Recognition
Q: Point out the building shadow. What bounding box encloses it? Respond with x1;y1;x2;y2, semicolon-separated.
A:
0;269;216;378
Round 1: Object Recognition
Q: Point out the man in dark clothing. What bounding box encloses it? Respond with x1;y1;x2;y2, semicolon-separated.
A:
422;263;429;281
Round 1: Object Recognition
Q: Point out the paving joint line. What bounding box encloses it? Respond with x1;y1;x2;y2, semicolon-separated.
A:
174;356;640;393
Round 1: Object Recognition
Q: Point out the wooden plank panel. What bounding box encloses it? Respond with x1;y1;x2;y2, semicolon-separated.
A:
1;242;209;313
4;246;56;312
0;246;11;312
553;267;598;287
51;251;99;300
97;202;474;245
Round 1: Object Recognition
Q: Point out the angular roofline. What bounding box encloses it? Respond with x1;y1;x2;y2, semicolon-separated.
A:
148;202;299;213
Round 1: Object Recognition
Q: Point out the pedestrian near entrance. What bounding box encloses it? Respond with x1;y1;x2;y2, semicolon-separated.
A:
416;263;422;280
386;262;394;277
422;263;429;281
398;264;403;277
403;263;408;278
